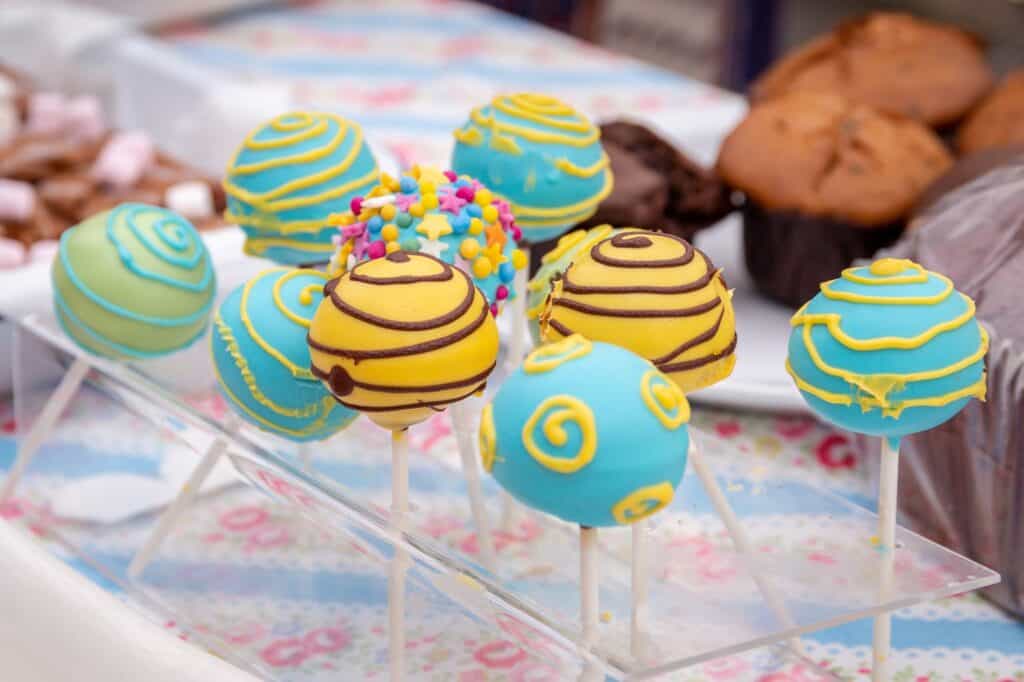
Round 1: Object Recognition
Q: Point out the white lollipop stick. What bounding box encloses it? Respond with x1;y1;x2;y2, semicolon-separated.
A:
449;402;498;572
129;416;239;578
873;437;900;681
389;429;410;682
580;525;599;647
687;436;802;651
506;250;530;369
1;357;90;502
631;520;649;660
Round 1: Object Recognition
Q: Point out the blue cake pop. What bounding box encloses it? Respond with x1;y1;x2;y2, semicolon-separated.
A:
223;111;379;265
480;334;689;528
211;267;357;441
786;258;988;445
451;93;613;243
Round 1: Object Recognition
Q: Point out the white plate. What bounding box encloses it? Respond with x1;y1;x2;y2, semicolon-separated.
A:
691;215;807;413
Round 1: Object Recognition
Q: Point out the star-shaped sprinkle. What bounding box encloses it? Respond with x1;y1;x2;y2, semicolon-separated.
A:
418;237;450;259
482;241;507;269
416;213;453;241
417;166;452;187
438;190;467;214
395;193;418;211
484;221;507;249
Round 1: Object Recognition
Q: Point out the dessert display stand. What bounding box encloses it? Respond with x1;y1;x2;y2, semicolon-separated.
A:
3;312;1000;680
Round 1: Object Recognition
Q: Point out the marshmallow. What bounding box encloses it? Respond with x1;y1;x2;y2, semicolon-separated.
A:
164;180;214;219
0;179;36;222
0;100;17;146
25;92;67;135
91;131;155;189
66;96;106;142
0;238;26;269
28;239;59;263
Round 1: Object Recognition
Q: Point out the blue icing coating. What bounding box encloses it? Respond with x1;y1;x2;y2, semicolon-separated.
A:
224;111;379;265
450;93;613;243
211;267;357;442
327;167;527;310
786;259;988;442
481;336;689;527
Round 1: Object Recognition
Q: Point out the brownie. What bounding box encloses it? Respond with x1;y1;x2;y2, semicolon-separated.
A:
957;69;1024;155
531;120;731;274
716;91;952;306
751;12;993;129
870;157;1024;616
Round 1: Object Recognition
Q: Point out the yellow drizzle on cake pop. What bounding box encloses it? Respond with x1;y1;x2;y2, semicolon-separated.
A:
541;231;737;392
308;251;500;430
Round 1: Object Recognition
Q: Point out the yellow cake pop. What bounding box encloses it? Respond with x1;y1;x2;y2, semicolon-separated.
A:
541;230;737;392
308;251;500;430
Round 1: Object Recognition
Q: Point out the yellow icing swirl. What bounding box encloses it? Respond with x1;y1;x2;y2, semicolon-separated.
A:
479;402;497;472
523;334;593;374
640;370;690;430
611;482;676;525
521;395;598;474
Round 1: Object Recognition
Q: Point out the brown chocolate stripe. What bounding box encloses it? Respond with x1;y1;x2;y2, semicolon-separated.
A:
657;334;737;373
331;382;487;413
349;258;454;286
651;307;725;365
591;232;695;268
550;294;721;318
546;318;574;338
561;261;719;296
307;298;490;360
310;362;495;394
330;264;473;331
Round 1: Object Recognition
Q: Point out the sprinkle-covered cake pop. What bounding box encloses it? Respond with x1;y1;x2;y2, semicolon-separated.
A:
451;93;613;243
541;230;737;392
223;111;379;265
52;203;216;359
308;251;500;431
327;166;528;313
211;267;357;442
526;225;634;345
786;258;988;441
480;334;690;527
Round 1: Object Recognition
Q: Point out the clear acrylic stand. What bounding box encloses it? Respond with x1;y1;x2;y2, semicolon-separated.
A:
6;312;1000;680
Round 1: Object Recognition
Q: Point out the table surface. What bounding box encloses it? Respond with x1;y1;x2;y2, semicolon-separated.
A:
5;0;1024;680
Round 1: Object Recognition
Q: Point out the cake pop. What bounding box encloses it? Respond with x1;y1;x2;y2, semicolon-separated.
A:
4;204;215;531
326;165;527;569
310;250;499;680
451;93;612;243
481;335;689;654
211;267;358;441
786;257;987;682
542;230;736;392
541;229;799;658
52;202;216;359
223;111;378;265
309;251;500;431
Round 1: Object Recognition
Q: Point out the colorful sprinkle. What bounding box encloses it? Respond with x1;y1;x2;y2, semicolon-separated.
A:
395;212;413;228
452;214;471;234
409;202;425;217
456;186;475;202
349;197;363;215
512;249;528;269
367;215;383;233
399;176;418;193
473;256;493;279
422;193;439;210
380;204;397;221
499;262;516;282
367;240;386;259
443;170;457;182
460;239;481;259
381;224;399;241
496;285;509;301
469;218;484;235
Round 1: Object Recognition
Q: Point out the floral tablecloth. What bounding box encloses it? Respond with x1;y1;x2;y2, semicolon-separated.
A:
4;0;1022;679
